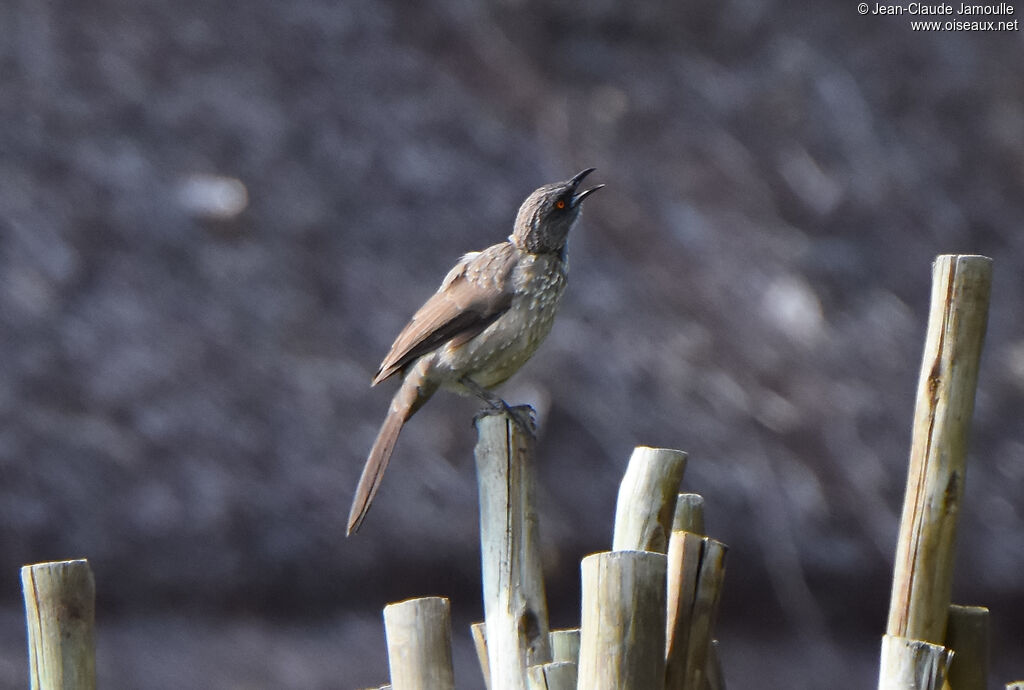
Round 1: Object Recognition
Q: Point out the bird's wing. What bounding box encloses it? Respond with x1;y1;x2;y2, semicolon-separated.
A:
373;242;516;384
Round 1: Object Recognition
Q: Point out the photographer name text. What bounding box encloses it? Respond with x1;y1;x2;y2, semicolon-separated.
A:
868;2;1012;13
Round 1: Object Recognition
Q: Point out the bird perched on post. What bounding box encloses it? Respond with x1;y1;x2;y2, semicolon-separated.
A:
347;168;603;535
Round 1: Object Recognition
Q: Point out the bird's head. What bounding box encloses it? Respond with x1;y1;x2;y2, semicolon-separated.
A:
512;168;604;254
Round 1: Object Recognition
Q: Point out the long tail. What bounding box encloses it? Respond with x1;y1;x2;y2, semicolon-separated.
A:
347;365;435;535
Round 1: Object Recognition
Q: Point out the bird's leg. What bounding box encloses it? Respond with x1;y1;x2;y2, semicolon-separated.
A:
461;376;536;436
461;375;508;410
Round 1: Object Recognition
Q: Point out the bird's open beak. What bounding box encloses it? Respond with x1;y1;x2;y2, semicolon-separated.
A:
569;168;604;206
573;184;604;206
569;168;596;186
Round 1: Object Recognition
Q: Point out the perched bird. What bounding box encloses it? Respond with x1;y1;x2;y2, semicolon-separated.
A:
347;168;603;535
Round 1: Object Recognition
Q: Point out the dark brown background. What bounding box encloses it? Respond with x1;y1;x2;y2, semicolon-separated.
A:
1;1;1022;687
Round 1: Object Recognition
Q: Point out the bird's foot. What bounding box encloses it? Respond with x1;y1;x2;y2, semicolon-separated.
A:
461;376;537;436
473;403;537;436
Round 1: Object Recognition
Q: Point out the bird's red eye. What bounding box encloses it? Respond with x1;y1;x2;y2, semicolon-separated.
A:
555;199;566;209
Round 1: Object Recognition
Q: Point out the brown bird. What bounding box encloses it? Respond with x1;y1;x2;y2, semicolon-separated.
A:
347;168;603;535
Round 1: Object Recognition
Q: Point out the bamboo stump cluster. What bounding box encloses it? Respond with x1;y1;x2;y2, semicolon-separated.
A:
20;255;1023;690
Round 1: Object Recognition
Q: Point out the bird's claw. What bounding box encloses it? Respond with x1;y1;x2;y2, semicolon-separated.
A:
473;403;537;436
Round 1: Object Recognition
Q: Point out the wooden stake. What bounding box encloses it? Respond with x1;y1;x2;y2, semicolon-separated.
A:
886;255;992;643
471;621;492;690
682;538;727;690
21;559;96;690
666;495;729;690
665;531;703;690
672;494;706;535
475;410;551;690
612;447;688;553
577;550;668;690
878;635;953;690
943;604;989;690
525;661;577;690
548;628;580;664
706;639;726;690
383;596;455;690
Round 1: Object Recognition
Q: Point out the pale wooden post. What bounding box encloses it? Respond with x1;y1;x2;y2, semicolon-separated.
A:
612;447;687;553
548;628;580;664
672;494;705;534
383;596;455;690
680;538;727;690
705;639;726;690
886;255;992;644
21;559;96;690
943;605;988;690
471;621;492;690
577;550;668;690
526;661;577;690
878;636;953;690
475;410;551;690
665;531;702;690
665;492;727;690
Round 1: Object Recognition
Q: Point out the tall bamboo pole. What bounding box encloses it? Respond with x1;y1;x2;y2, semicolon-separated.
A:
475;409;551;690
886;255;992;643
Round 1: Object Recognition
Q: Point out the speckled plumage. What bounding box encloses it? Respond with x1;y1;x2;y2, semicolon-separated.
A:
347;169;602;535
435;247;566;390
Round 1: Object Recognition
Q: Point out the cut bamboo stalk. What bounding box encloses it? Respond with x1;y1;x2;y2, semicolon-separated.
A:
526;661;577;690
475;410;551;690
886;255;992;643
878;635;953;690
612;447;688;553
672;494;706;535
943;604;988;690
666;496;726;690
549;628;580;664
577;550;668;690
682;538;727;690
471;621;492;690
383;596;455;690
705;639;726;690
665;531;703;690
21;559;96;690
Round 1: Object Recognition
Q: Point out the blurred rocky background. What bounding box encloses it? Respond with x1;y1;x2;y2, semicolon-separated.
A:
1;0;1022;687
